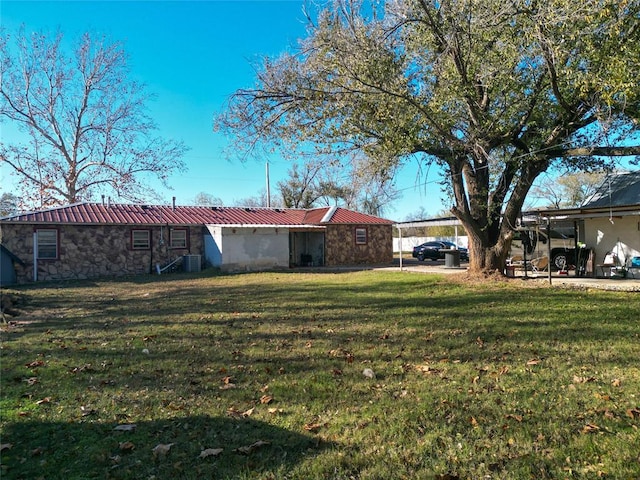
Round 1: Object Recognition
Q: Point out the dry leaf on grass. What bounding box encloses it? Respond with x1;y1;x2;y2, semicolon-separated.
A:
303;422;325;432
260;394;273;404
626;408;640;419
0;444;12;452
573;375;596;384
114;424;136;432
152;443;174;458
119;441;135;452
362;368;375;379
233;440;270;455
25;360;45;368
582;423;600;434
242;407;255;417
199;448;223;459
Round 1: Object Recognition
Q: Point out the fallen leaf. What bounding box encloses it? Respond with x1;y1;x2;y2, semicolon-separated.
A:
416;364;441;374
267;408;283;414
35;397;52;405
582;423;600;434
152;443;174;458
31;447;45;456
219;383;236;390
573;375;596;384
259;384;269;392
626;408;640;419
114;424;137;432
119;441;135;452
470;416;479;427
242;407;255;417
362;368;375;379
611;378;622;387
80;406;96;416
0;444;12;452
26;360;45;368
199;448;223;458
526;359;540;366
234;440;270;455
506;414;523;422
260;395;273;404
304;422;324;432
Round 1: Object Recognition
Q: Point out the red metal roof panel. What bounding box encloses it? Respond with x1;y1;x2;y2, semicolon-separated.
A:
1;203;392;226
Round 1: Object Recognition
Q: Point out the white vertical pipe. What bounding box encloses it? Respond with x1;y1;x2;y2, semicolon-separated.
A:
33;231;38;281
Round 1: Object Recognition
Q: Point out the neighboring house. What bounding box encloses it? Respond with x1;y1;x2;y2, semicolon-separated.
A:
537;170;640;274
394;171;640;276
0;202;393;284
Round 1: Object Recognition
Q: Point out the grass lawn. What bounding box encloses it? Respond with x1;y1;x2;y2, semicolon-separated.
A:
1;270;639;479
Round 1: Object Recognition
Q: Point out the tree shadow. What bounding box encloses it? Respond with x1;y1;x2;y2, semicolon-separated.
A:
1;415;331;479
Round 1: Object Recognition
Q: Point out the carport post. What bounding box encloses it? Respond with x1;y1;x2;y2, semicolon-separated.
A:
546;217;552;285
398;226;403;270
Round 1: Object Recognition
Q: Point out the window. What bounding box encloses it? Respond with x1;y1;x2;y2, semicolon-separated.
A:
355;227;367;245
36;229;58;259
170;229;187;249
132;230;150;250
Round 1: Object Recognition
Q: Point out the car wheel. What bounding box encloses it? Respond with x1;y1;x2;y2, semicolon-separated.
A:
552;252;568;271
417;253;425;261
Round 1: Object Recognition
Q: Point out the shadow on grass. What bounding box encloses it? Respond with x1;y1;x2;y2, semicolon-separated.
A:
1;415;330;479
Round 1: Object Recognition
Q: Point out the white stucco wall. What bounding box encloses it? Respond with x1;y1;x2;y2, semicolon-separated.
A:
204;225;290;271
584;215;640;265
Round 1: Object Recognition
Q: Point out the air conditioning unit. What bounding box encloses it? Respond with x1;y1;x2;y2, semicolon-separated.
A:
183;255;201;272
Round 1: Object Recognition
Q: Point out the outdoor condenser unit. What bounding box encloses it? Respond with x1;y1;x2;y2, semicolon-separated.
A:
183;254;202;272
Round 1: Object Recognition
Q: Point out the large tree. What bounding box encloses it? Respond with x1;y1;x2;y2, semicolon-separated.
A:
278;157;399;214
0;29;188;208
216;0;640;273
530;171;606;209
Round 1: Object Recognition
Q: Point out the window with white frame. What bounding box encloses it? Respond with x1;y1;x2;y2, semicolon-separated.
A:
132;230;150;250
355;227;367;245
36;229;58;259
170;228;187;248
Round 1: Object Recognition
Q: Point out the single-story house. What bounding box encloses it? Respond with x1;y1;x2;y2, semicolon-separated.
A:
394;171;640;276
0;202;393;284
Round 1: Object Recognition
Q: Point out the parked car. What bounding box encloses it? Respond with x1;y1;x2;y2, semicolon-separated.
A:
412;241;469;262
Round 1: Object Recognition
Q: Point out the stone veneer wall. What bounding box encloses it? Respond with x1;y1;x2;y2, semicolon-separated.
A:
0;223;203;284
324;224;392;265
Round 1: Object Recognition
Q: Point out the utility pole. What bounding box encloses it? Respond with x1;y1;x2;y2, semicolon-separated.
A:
266;161;271;208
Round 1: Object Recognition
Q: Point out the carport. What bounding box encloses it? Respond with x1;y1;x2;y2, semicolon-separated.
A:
394;216;464;270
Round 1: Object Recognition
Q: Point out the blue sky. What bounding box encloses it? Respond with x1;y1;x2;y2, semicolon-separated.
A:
0;0;443;221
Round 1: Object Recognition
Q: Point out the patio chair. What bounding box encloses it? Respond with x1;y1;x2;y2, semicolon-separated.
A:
597;251;620;277
530;256;549;274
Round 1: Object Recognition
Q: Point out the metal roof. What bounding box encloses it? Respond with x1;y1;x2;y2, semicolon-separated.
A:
0;202;393;226
582;171;640;209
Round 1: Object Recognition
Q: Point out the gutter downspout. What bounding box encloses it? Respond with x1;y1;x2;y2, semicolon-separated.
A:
33;231;38;282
